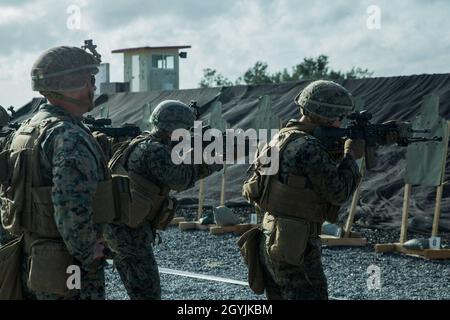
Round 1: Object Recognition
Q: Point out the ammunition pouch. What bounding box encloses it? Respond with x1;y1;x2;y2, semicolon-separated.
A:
0;236;24;300
262;177;326;223
154;197;177;230
92;179;117;224
18;179;117;238
242;170;268;207
262;214;311;266
120;172;167;229
26;239;75;297
108;135;173;230
1;148;34;236
111;174;132;224
237;227;265;294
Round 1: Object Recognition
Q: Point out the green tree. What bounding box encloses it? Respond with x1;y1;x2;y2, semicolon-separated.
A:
199;68;233;88
238;61;273;85
200;55;373;87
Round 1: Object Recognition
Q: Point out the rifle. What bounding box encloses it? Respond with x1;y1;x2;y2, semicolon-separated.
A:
313;110;442;169
83;115;141;139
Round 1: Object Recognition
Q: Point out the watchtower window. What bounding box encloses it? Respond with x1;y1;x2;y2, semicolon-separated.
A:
152;55;175;69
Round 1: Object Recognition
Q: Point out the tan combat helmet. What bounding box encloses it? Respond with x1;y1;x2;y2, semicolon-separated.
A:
150;100;196;133
31;46;99;93
295;80;355;121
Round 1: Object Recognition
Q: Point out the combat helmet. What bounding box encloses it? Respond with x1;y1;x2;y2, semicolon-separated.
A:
150;100;196;132
295;80;354;120
31;46;99;93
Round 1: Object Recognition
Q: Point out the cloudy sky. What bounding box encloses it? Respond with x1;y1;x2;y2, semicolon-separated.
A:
1;0;449;108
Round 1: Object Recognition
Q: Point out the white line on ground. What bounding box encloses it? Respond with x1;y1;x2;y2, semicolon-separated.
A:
159;267;249;287
106;260;347;300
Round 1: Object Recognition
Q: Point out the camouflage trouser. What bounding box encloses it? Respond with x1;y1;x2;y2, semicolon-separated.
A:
102;221;161;300
20;255;105;300
259;235;328;300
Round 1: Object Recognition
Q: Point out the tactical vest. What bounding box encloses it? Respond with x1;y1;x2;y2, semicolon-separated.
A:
0;111;116;238
242;123;340;224
108;133;175;229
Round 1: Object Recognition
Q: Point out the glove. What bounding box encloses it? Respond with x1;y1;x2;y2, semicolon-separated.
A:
344;139;365;160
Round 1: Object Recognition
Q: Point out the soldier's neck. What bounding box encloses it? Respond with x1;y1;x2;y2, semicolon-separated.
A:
292;116;319;134
150;129;171;145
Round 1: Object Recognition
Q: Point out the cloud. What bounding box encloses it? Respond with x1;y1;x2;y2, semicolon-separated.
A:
1;0;450;108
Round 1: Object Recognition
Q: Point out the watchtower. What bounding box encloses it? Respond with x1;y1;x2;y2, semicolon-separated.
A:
112;45;191;92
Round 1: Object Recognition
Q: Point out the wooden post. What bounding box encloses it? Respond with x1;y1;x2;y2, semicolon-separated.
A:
432;121;450;236
400;184;412;243
197;179;205;221
220;164;227;206
432;184;444;236
344;159;366;237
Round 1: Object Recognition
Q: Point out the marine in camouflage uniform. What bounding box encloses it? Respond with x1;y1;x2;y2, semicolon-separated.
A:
0;46;110;299
256;80;363;300
102;100;222;300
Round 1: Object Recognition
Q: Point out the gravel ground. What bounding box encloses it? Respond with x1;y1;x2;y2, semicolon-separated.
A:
105;208;450;300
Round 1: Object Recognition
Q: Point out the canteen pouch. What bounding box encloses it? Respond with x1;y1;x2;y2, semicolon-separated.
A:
237;227;265;294
27;240;75;297
263;214;309;266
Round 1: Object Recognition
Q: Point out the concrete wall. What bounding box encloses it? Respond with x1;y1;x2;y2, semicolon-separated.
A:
95;63;110;95
123;48;180;92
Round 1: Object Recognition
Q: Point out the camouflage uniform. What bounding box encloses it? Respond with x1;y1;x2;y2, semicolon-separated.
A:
0;45;108;300
102;100;222;300
259;120;361;299
257;81;361;300
19;104;108;300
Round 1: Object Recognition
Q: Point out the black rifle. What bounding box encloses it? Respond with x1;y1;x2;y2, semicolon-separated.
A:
313;110;442;169
83;115;141;139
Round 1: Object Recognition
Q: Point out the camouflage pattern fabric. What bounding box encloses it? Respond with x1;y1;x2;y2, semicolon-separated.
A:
149;100;196;134
102;130;222;300
295;80;354;120
259;237;328;300
278;120;361;205
21;104;108;299
258;119;361;300
102;221;161;300
31;46;99;92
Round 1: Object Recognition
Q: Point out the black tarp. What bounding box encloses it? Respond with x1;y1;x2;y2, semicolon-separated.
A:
11;74;450;232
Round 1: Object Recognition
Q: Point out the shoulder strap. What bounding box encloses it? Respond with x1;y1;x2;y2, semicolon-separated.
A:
109;132;151;172
253;126;309;171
